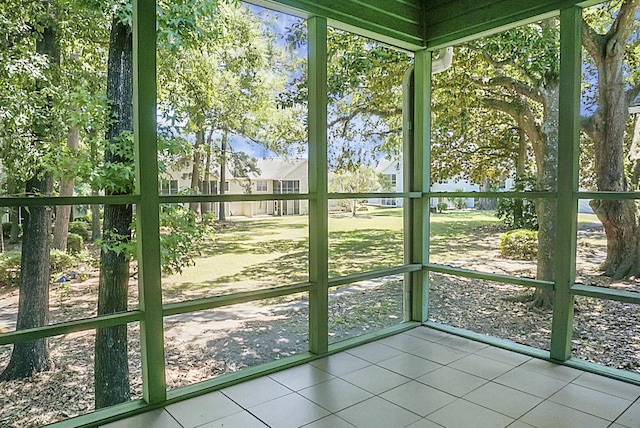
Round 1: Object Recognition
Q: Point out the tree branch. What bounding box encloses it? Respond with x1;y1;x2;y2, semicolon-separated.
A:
481;76;545;104
606;0;640;57
581;19;604;68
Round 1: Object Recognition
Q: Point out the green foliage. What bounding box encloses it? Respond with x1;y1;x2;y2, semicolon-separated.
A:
0;249;77;287
94;131;135;194
50;249;76;274
499;229;538;260
0;251;21;286
74;215;91;225
66;233;83;255
69;221;90;242
436;202;448;213
496;176;538;230
1;222;16;239
159;204;214;275
329;165;387;216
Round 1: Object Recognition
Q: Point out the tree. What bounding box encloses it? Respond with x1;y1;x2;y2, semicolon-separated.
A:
329;165;389;216
431;20;561;308
95;0;222;407
581;0;640;279
94;10;134;408
0;0;61;380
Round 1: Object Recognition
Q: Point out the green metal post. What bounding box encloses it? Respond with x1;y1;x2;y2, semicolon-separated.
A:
410;50;431;322
133;0;167;402
308;16;329;354
550;6;581;361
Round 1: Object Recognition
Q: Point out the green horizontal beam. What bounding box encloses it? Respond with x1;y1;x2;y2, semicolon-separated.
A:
576;191;640;200
424;321;551;360
427;191;557;199
45;400;150;428
425;263;554;290
563;357;640;386
0;195;139;207
166;351;316;402
0;311;142;346
162;283;312;317
329;192;421;200
327;321;420;351
571;284;640;305
328;264;421;287
159;193;315;204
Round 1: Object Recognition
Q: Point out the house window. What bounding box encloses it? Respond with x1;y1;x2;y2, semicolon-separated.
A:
384;174;397;188
160;179;178;195
256;180;268;192
274;180;300;194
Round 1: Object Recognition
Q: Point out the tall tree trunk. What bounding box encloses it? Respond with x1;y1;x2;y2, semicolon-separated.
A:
512;126;528;228
0;20;59;381
90;132;101;241
95;16;133;409
583;1;640;280
189;129;204;213
52;127;79;250
7;178;22;244
91;197;101;242
219;131;228;221
531;83;559;309
8;206;20;245
201;137;212;215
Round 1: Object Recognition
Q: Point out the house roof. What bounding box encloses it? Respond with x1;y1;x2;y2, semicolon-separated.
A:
249;158;307;180
375;158;401;174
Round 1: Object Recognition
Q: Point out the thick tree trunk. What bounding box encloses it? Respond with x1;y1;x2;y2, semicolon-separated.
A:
219;131;228;221
0;22;59;381
583;2;640;279
531;84;559;309
95;16;133;409
53;127;79;250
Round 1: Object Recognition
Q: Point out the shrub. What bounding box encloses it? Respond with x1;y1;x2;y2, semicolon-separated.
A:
67;233;83;255
496;175;538;230
74;215;91;226
0;250;77;287
436;202;448;213
2;222;11;239
69;221;90;242
2;222;20;240
0;251;22;286
50;249;76;274
499;229;538;260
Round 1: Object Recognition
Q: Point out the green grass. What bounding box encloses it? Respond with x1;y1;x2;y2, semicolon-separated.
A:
162;207;506;299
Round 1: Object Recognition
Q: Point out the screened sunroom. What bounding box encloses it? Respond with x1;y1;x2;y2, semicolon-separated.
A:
1;0;640;427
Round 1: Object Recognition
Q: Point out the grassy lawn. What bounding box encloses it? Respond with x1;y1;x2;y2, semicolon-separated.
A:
162;207;508;300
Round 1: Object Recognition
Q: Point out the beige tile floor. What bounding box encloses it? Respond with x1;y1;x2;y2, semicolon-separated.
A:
103;327;640;428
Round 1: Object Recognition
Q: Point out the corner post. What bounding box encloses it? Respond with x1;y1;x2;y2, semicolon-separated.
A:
550;6;581;361
410;50;431;322
308;16;329;354
133;0;167;402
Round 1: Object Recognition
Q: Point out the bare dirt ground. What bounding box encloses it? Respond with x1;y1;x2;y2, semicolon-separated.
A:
0;224;639;427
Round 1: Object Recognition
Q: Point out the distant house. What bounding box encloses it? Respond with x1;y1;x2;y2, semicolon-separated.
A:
368;158;404;207
369;158;479;209
162;158;309;218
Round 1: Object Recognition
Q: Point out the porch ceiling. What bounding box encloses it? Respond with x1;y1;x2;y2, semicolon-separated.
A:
253;0;605;51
